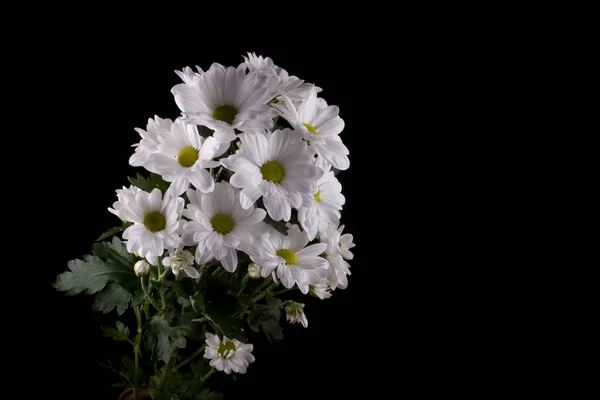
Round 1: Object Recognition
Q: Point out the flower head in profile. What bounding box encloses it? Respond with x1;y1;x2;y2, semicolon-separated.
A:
112;188;183;260
129;116;173;169
247;224;327;294
108;185;141;221
298;169;345;240
204;333;255;374
284;301;308;328
146;119;220;197
163;247;198;279
310;282;332;300
222;129;323;221
172;63;276;144
274;88;349;171
181;182;266;272
319;224;355;290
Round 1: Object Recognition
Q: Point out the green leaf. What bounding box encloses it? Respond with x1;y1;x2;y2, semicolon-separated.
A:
197;125;214;138
190;291;206;313
261;319;284;342
102;321;130;342
54;255;115;295
92;237;140;295
198;389;223;400
94;284;132;315
128;172;170;193
174;336;187;349
263;213;288;236
96;223;130;242
147;316;173;363
206;305;246;342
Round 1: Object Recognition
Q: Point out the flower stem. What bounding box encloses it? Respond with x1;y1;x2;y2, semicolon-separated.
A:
158;345;179;390
141;276;163;312
236;273;250;297
133;306;143;397
251;281;279;303
271;288;292;296
192;317;207;323
175;344;206;370
200;367;216;384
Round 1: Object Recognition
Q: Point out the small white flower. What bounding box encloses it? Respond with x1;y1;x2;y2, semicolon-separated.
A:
284;301;308;328
222;129;323;221
273;88;349;170
243;52;320;102
129;116;173;168
310;282;332;300
118;188;184;260
319;224;355;290
147;119;220;198
181;182;266;272
108;185;141;221
247;263;262;279
172;62;276;144
298;170;345;240
204;333;255;374
134;260;151;277
163;248;198;279
247;224;327;294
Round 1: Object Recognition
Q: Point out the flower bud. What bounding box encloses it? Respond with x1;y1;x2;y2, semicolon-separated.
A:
134;260;151;277
310;283;332;300
284;301;308;328
247;263;262;279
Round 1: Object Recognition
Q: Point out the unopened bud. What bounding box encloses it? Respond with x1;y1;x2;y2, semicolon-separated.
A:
247;263;262;279
134;260;151;277
284;301;308;328
310;283;332;300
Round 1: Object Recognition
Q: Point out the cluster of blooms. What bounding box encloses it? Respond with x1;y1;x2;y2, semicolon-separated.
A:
109;53;355;374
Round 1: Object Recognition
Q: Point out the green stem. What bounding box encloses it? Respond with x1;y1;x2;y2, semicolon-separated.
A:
192;317;208;323
175;344;206;370
141;276;163;312
133;306;143;397
158;345;179;390
236;273;250;297
214;166;224;181
271;288;292;296
210;265;222;277
251;281;278;303
200;367;216;384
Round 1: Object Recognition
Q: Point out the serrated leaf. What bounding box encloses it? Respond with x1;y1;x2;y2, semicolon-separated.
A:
103;321;130;341
92;237;140;295
128;172;170;193
263;213;288;236
94;284;132;315
96;224;130;242
174;336;187;349
54;255;115;295
147;316;173;363
261;319;284;342
190;291;206;313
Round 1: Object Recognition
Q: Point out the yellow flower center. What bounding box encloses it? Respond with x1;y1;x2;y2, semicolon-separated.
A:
276;248;297;265
143;212;166;232
211;213;235;235
314;189;321;202
177;146;199;168
212;104;238;125
260;161;284;183
303;122;318;135
218;340;236;358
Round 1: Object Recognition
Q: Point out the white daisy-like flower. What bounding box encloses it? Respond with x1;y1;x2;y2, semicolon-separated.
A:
146;119;220;198
319;224;355;290
171;62;276;144
310;282;332;300
134;260;151;277
175;65;204;85
117;188;183;260
243;52;321;102
181;182;266;272
108;185;141;221
163;247;198;279
129;116;173;168
284;301;308;328
221;129;323;221
247;263;262;279
247;224;327;294
204;333;255;374
273;88;349;170
298;170;345;240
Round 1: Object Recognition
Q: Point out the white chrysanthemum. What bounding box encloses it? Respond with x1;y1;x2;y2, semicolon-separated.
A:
163;248;198;279
221;129;323;221
108;185;141;221
243;52;320;102
298;170;345;240
175;65;204;85
172;63;276;144
310;282;332;300
319;224;355;290
247;224;327;294
116;188;183;260
247;263;262;279
129;116;173;168
284;301;308;328
181;182;266;272
273;88;349;170
204;333;255;374
146;119;220;197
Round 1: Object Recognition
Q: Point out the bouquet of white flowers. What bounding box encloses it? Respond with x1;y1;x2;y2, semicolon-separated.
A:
54;53;355;399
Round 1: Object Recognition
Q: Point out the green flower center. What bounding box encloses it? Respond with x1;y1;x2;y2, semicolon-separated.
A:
212;104;238;125
303;122;318;135
177;146;199;168
314;189;321;202
276;248;297;265
211;213;235;235
143;211;166;232
260;161;284;183
218;340;236;358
